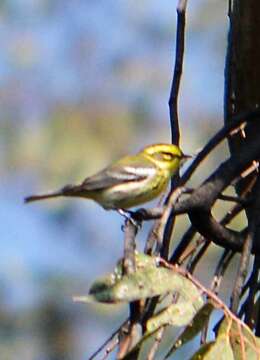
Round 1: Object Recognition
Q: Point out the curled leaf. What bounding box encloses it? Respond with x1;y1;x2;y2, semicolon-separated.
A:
74;253;203;304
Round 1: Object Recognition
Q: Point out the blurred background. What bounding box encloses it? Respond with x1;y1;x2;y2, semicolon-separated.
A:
0;0;234;359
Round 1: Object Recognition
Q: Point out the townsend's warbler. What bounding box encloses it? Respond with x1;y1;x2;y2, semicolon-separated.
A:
25;144;189;210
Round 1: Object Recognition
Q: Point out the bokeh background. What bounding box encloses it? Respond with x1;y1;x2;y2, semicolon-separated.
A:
0;0;236;359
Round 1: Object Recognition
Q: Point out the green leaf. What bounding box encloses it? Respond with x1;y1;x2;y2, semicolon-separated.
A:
147;301;201;333
88;267;200;303
164;302;214;358
218;317;260;360
74;253;204;304
73;252;156;303
189;342;215;359
190;335;234;360
125;302;213;360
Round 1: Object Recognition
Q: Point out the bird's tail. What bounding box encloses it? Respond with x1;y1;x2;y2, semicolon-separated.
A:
24;191;63;203
24;184;83;203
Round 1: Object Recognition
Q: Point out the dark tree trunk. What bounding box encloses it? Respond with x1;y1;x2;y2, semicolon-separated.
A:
225;0;260;194
225;0;260;325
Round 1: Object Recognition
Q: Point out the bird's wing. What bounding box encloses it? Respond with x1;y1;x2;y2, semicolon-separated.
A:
81;155;156;191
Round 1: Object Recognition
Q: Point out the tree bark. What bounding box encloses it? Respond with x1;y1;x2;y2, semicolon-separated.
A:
225;0;260;194
225;0;260;320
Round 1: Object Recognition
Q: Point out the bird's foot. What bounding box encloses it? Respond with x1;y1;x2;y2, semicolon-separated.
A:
117;209;142;230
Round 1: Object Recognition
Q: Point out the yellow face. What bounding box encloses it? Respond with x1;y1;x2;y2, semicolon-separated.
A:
141;143;186;174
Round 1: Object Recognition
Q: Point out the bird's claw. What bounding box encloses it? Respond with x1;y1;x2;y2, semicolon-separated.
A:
118;209;142;230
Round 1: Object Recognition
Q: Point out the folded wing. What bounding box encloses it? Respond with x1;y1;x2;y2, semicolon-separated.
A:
81;155;156;191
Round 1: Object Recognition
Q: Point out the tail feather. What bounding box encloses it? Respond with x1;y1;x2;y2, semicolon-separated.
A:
24;184;86;204
24;191;63;203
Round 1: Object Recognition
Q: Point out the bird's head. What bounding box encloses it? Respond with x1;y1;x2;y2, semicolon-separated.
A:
141;143;191;174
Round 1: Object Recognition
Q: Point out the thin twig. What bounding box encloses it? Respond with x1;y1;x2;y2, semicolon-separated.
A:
221;203;243;226
158;258;259;339
147;327;166;360
163;0;188;259
119;221;140;358
88;320;128;360
171;197;242;267
101;337;119;360
224;0;234;124
217;193;250;205
144;195;166;255
177;236;205;265
180;109;260;186
170;225;197;264
160;213;176;260
175;199;239;273
123;219;137;275
168;0;187;146
182;135;260;253
180;187;250;205
144;219;161;255
157;187;187;254
211;250;235;294
117;322;141;359
187;240;211;273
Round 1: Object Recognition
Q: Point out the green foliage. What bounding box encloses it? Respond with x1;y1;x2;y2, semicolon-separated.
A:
190;336;234;360
164;302;214;358
78;254;260;359
217;317;260;360
74;253;203;305
185;315;260;360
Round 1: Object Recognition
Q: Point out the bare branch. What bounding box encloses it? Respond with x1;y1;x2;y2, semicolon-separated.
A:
176;232;204;265
180;109;260;185
187;240;211;273
168;0;187;145
163;0;188;260
147;327;165;360
211;250;235;294
123;220;137;275
89;320;127;360
177;0;188;12
119;221;140;357
231;176;260;313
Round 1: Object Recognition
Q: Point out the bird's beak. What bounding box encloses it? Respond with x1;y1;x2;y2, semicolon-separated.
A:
180;153;192;166
182;153;192;159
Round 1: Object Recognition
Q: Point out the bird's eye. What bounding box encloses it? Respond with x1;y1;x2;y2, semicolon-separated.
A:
162;152;174;161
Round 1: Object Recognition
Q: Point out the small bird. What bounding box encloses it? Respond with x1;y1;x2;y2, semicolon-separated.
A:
25;144;190;211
